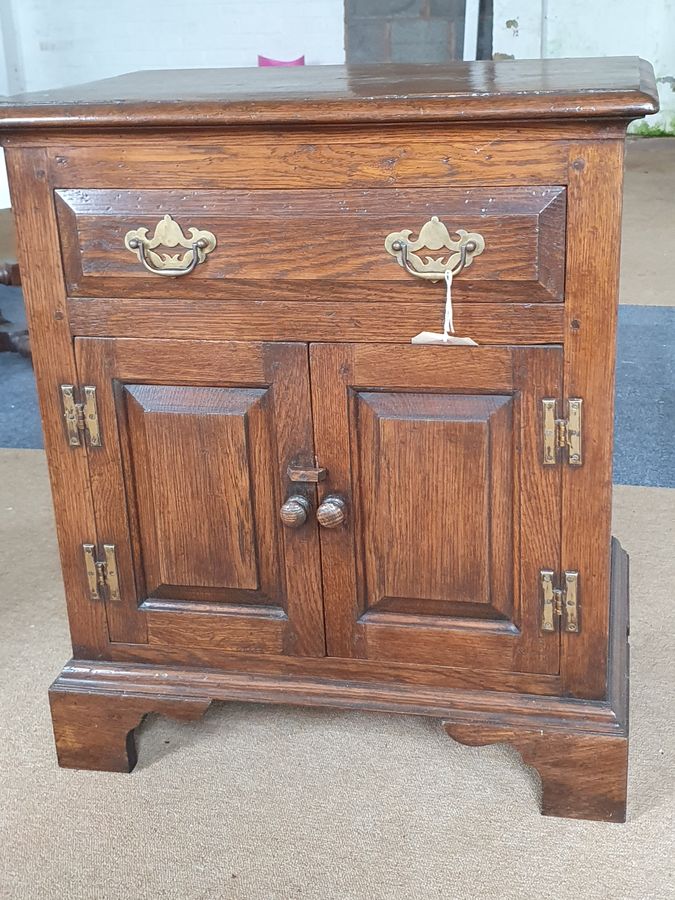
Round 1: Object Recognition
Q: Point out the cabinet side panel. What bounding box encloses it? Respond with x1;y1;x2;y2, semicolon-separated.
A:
562;140;625;699
5;147;108;656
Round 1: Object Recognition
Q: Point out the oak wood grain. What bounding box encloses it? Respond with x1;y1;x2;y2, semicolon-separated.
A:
311;343;561;674
443;723;628;822
52;632;625;735
66;298;565;346
46;139;571;190
3;57;647;819
607;538;629;725
511;347;563;674
561;141;625;698
0;120;633;149
49;686;211;772
0;58;657;129
55;186;566;303
108;643;564;696
75;337;325;656
48;540;629;800
354;392;513;619
146;609;287;653
5;148;109;656
49;545;628;781
47;538;628;813
123;385;262;592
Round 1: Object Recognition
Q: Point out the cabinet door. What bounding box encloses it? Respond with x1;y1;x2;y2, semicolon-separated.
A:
75;338;325;656
310;343;562;675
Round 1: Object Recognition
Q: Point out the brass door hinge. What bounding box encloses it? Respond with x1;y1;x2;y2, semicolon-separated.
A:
61;384;101;448
540;569;579;633
82;543;120;602
542;398;582;466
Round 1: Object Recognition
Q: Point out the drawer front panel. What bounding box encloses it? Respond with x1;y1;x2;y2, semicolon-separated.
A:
56;186;566;303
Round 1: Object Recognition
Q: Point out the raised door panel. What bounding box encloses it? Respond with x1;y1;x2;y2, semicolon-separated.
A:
310;343;562;675
123;384;276;600
75;338;325;657
356;391;513;622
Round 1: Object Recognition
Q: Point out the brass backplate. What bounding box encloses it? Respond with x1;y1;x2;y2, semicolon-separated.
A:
384;216;485;282
124;214;216;272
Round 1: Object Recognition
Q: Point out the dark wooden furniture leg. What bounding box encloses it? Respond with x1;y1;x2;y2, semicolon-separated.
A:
0;261;21;285
445;538;630;822
0;252;28;357
444;723;628;822
49;687;211;772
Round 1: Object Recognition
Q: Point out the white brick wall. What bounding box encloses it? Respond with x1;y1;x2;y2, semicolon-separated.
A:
493;0;675;134
0;0;345;206
6;0;345;92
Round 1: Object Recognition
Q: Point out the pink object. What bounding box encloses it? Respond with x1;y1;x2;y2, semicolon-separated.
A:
258;55;305;67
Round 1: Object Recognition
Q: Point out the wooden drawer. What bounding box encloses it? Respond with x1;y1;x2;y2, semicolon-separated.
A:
56;185;566;304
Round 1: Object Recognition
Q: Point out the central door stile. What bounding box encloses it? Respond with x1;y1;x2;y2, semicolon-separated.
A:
309;343;363;658
263;341;326;657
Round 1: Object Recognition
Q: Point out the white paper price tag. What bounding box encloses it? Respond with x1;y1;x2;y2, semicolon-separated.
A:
411;268;478;345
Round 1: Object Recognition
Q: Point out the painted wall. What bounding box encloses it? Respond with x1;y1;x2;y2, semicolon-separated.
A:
0;0;345;207
493;0;675;134
2;0;344;93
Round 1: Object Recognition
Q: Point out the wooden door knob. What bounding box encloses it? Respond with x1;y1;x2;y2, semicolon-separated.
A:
316;496;346;528
280;495;310;528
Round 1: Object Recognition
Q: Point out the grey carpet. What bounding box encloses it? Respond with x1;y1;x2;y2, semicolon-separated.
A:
614;305;675;486
0;348;42;450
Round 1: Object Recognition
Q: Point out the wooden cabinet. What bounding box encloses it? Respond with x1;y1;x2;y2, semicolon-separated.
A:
0;58;658;821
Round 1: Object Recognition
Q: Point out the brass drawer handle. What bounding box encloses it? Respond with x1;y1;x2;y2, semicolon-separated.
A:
124;214;216;277
280;495;310;529
316;496;347;529
385;216;484;283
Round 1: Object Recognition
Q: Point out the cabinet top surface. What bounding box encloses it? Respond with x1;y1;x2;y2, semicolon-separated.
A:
0;57;658;131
